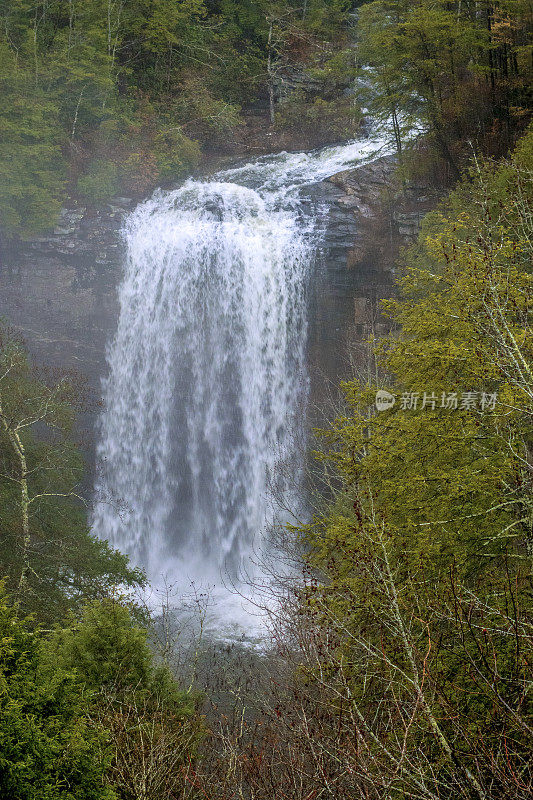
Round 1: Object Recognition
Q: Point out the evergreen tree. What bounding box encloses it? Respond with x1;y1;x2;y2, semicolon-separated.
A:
47;600;203;800
0;589;115;800
0;45;64;236
356;0;533;178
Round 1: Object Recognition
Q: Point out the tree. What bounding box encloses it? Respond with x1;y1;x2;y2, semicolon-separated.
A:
311;126;533;578
48;599;203;800
0;43;64;237
0;588;116;800
356;0;533;181
207;125;533;800
0;329;143;624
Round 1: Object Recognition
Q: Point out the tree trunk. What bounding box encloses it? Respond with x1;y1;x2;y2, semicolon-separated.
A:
0;403;31;593
267;23;275;125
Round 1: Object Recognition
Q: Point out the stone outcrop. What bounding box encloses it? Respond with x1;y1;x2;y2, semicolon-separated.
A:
310;154;438;379
25;198;134;258
0;199;134;407
327;154;436;260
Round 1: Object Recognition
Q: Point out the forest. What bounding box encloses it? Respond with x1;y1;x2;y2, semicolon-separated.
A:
1;0;531;236
0;1;532;799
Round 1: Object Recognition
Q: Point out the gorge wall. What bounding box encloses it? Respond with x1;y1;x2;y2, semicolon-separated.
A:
0;154;426;466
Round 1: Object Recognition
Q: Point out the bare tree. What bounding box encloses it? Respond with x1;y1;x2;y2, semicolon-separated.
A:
0;330;84;595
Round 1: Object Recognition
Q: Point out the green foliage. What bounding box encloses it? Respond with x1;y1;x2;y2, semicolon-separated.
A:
0;0;356;232
0;45;64;237
45;599;202;800
153;129;201;181
50;599;195;708
304;0;351;38
0;329;143;625
0;590;202;800
356;0;533;177
276;92;361;142
77;159;119;202
0;589;115;800
293;127;533;798
312;127;533;575
165;77;244;145
308;48;357;90
1;0;528;233
53;601;153;692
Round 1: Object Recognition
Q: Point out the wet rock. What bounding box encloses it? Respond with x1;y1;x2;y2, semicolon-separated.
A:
109;196;133;207
53;225;77;235
393;210;426;239
327;154;436;250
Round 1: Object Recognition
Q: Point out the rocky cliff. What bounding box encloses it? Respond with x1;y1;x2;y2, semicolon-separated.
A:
0;155;434;459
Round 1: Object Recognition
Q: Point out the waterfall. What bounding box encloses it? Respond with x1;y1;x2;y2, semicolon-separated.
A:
92;135;388;628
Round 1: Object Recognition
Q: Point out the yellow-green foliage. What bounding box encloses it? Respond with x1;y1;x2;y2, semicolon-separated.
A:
311;127;533;579
293;126;533;800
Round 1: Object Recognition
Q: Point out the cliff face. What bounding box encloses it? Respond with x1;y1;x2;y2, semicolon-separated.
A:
310;155;436;390
0;201;133;381
0;156;432;459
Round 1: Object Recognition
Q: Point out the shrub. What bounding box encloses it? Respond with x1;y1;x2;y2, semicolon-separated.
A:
153;129;201;182
275;92;361;143
0;589;115;800
77;158;118;202
119;152;160;197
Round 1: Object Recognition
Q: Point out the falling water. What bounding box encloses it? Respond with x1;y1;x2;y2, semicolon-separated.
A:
92;135;389;630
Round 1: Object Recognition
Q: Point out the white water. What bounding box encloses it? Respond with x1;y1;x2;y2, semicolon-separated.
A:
92;134;389;634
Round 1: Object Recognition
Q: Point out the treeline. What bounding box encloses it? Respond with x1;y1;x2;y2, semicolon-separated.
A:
1;0;531;238
0;0;354;237
357;0;532;180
